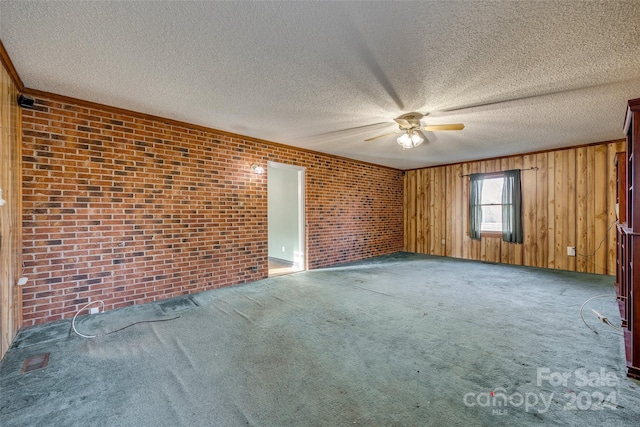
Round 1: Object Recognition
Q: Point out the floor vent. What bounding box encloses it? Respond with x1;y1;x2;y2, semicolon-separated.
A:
159;297;197;314
21;353;50;373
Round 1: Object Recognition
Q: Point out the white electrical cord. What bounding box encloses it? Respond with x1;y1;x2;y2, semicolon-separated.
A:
71;300;105;338
579;294;622;335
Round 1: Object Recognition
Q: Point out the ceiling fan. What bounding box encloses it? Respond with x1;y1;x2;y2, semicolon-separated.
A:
365;113;464;149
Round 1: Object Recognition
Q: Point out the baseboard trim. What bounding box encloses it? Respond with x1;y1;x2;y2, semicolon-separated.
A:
269;257;294;267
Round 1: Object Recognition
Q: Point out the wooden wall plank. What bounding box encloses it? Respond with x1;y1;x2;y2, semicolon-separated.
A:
424;168;430;254
461;163;470;260
522;155;537;267
441;167;448;256
445;166;453;257
547;152;556;269
567;149;577;271
587;146;596;272
411;171;422;252
554;151;566;270
406;170;417;252
432;167;441;255
413;170;419;253
594;145;608;274
403;170;409;250
500;158;510;264
416;169;424;253
451;164;466;258
576;147;588;272
438;166;445;255
403;169;409;250
536;153;548;268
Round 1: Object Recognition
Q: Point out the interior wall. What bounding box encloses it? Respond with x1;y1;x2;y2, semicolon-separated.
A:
268;165;300;264
20;94;404;326
404;140;625;275
0;61;22;359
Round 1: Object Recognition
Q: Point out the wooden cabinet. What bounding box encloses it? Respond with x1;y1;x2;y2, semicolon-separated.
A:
616;97;640;379
616;152;627;327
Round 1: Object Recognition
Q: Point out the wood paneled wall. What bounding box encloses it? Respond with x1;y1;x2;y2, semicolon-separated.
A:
404;140;625;275
0;61;22;359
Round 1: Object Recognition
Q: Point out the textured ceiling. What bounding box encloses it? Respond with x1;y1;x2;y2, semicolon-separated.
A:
1;1;640;169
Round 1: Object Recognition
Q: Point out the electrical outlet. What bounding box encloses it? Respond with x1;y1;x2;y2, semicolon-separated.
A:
441;239;446;245
282;246;285;252
567;246;576;256
89;307;100;315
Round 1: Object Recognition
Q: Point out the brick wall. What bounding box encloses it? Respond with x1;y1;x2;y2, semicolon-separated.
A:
21;96;404;326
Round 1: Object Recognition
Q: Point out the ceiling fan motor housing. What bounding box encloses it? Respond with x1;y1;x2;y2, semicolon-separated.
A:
396;113;424;130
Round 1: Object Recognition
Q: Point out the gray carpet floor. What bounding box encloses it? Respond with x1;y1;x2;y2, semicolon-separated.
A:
1;253;639;426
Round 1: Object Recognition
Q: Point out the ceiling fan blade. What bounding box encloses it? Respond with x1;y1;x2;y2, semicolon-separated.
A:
422;123;465;131
313;122;391;137
394;118;412;128
364;132;396;142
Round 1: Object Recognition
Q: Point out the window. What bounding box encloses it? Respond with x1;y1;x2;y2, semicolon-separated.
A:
469;170;523;243
479;176;504;233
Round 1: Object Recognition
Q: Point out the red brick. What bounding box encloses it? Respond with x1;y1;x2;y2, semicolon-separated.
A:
21;95;403;326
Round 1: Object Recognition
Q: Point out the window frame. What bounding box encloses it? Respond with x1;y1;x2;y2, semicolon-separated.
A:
478;172;505;237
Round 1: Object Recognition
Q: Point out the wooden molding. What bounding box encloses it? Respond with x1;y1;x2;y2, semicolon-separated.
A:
624;98;640;135
22;88;400;172
0;39;24;91
0;58;24;357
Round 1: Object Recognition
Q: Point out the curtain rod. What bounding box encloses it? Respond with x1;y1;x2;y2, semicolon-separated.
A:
459;166;539;178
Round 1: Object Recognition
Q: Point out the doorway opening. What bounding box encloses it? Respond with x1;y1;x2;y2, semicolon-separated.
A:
267;162;306;277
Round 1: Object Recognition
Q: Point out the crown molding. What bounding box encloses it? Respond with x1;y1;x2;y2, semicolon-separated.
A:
22;87;401;172
403;138;626;172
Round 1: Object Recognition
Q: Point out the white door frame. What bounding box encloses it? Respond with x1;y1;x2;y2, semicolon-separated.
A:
268;161;306;270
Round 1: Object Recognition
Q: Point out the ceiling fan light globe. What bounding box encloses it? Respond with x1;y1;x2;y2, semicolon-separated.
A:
397;131;423;149
410;132;424;146
397;132;413;148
